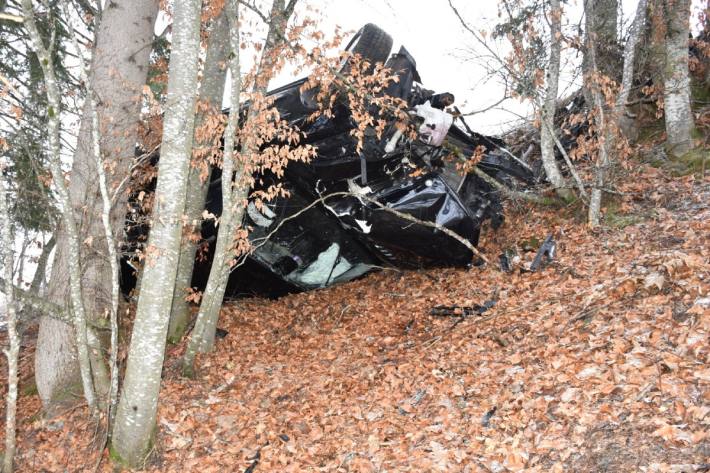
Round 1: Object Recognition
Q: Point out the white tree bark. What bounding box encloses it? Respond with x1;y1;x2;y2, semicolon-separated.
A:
110;0;202;466
168;10;230;343
614;0;648;138
35;0;158;411
541;0;571;200
661;0;694;155
587;0;647;226
1;167;19;473
21;0;97;414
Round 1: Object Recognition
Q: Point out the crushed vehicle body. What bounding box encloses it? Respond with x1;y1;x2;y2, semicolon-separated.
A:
130;24;536;298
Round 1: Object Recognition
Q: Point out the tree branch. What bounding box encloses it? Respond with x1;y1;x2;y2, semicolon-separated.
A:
0;276;70;325
0;12;24;23
239;190;490;272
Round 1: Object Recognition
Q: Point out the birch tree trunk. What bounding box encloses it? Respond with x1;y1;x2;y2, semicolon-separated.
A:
111;0;202;466
22;0;97;415
182;0;297;375
540;0;571;200
661;0;694;155
1;169;19;473
587;0;647;226
168;11;230;343
182;0;242;376
35;0;159;411
29;236;54;294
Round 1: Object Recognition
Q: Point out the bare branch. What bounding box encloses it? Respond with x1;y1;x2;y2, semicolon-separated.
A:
460;95;509;116
240;191;490;271
0;12;23;22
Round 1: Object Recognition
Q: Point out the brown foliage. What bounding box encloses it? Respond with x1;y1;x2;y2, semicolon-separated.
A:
2;161;708;472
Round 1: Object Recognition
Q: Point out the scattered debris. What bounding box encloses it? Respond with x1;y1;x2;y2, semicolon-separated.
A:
244;447;262;473
430;299;496;317
499;252;512;273
481;406;497;427
529;233;556;272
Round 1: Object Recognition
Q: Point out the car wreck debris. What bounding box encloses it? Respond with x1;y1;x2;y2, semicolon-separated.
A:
430;299;497;318
124;23;536;298
529;234;556;272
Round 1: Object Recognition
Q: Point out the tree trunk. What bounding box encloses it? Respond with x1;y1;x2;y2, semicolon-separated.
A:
617;0;648;140
540;0;571;200
22;0;97;414
182;0;297;375
661;0;694;155
110;0;202;466
29;236;54;294
583;0;620;107
182;1;243;375
35;0;159;411
585;0;612;227
587;0;647;226
61;0;124;427
1;169;19;473
168;11;230;343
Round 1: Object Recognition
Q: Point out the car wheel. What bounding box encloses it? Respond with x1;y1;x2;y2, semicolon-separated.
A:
342;23;393;72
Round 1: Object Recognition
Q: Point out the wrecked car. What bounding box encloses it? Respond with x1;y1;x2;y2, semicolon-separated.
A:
128;24;536;297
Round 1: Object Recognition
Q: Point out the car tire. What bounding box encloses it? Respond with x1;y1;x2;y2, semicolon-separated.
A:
302;24;393;108
342;23;393;72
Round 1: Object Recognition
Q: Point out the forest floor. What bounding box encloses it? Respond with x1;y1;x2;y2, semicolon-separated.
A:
1;161;709;472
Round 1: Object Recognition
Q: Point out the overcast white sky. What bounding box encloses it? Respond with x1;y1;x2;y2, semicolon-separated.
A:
262;0;705;134
265;0;602;134
296;0;532;134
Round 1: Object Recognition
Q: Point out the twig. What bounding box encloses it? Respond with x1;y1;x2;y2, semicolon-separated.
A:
22;0;98;414
61;0;120;431
234;190;488;273
459;95;508;116
110;144;160;205
540;117;588;200
0;12;23;22
472;167;548;204
0;277;108;329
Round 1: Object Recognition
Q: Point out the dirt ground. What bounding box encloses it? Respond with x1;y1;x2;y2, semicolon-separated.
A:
1;163;708;472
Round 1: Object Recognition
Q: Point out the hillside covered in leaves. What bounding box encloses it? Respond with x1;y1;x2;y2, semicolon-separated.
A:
1;158;708;472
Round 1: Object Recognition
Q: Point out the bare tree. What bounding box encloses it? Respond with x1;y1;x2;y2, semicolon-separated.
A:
660;0;695;155
448;0;585;199
540;0;572;200
110;0;203;465
34;0;159;411
21;0;97;414
168;10;230;343
181;0;243;375
587;0;648;226
182;0;298;375
59;0;121;427
1;165;19;473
